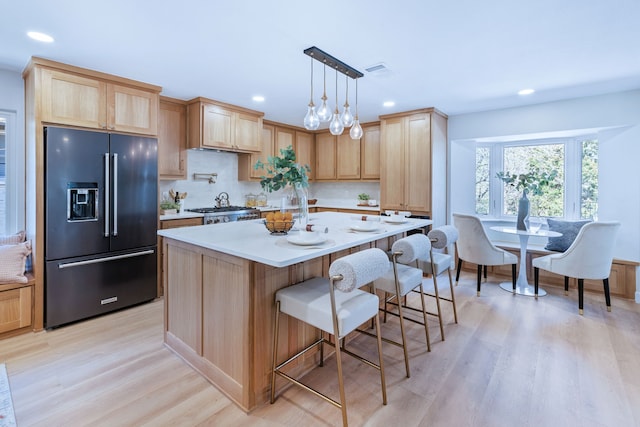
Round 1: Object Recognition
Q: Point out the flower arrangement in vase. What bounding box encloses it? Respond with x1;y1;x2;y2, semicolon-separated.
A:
497;168;559;230
254;145;311;227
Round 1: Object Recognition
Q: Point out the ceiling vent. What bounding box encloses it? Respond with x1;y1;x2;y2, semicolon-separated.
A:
365;63;392;77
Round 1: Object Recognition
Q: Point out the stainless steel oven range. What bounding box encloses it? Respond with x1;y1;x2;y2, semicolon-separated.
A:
186;206;261;225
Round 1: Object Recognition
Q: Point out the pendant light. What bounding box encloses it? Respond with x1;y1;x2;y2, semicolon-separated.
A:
316;64;332;122
302;47;363;132
329;68;344;136
349;77;363;139
340;74;354;127
303;56;320;130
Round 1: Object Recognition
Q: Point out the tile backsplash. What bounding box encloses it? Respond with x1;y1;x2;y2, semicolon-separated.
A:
159;149;380;209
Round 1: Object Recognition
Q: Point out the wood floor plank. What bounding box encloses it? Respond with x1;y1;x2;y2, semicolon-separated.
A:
1;272;639;426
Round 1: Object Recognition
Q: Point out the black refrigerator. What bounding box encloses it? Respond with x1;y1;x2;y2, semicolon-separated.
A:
44;126;158;328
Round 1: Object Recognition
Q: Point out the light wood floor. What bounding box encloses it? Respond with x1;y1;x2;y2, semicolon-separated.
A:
2;272;640;427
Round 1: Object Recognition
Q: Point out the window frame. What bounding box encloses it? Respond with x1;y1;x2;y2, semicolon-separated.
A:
477;135;596;221
0;110;24;234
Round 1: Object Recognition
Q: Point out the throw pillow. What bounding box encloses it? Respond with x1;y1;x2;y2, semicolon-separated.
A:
0;230;25;245
0;241;31;284
545;219;592;252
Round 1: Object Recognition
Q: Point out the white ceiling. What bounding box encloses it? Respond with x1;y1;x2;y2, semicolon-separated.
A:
3;0;640;127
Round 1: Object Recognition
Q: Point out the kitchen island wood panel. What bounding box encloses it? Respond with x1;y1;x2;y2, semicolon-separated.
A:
159;212;431;411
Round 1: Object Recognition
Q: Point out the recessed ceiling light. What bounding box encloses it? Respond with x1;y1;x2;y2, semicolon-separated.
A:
252;95;265;102
383;101;395;107
518;88;535;96
27;31;54;43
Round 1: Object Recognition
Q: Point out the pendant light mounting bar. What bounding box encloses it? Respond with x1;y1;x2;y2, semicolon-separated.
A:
304;46;363;79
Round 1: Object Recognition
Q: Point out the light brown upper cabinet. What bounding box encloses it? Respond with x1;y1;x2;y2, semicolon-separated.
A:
315;125;380;181
38;64;160;135
295;130;315;181
187;97;263;153
361;124;380;180
238;123;315;181
379;109;447;220
159;97;187;180
314;131;337;180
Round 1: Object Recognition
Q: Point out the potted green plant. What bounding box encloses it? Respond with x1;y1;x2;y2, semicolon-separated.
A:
357;193;370;206
160;200;180;215
497;168;559;230
255;146;311;225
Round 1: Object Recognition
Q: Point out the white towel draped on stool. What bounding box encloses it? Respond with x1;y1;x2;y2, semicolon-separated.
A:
392;233;430;264
329;248;390;292
428;225;459;249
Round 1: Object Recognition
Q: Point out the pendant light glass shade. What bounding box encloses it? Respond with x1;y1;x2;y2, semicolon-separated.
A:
304;105;320;130
340;75;354;127
303;56;320;130
349;77;363;139
329;68;344;135
316;64;332;122
349;118;363;139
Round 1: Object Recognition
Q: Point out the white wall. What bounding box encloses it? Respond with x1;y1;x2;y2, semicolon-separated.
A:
159;149;381;209
448;90;640;300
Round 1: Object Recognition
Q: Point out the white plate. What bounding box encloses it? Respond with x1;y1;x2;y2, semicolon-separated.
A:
350;223;380;232
286;234;328;246
384;218;408;224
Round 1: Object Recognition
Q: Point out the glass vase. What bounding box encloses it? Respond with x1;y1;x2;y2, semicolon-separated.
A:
293;183;309;229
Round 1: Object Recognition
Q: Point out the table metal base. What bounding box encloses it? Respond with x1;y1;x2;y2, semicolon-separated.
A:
499;281;547;297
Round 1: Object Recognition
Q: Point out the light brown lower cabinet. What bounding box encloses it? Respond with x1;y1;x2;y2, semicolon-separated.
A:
0;275;35;338
162;235;394;412
157;217;204;297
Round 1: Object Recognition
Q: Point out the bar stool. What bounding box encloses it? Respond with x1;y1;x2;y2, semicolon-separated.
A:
417;225;460;340
372;233;431;378
270;248;390;427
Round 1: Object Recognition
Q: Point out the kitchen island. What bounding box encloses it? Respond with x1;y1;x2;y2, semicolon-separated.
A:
158;212;431;412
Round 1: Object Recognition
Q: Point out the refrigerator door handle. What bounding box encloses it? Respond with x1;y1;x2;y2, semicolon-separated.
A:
57;249;155;269
113;153;118;236
104;153;110;237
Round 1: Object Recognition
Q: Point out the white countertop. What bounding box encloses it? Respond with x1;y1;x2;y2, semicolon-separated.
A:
158;211;431;268
255;200;380;213
159;211;205;221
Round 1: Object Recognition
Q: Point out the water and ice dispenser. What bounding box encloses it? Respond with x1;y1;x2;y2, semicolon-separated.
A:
67;183;98;222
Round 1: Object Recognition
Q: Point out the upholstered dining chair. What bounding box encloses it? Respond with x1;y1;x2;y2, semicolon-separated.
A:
271;248;389;427
452;213;517;296
373;233;432;378
533;221;621;314
418;225;460;339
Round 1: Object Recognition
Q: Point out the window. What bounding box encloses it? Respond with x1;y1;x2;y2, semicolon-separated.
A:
0;111;24;235
476;137;598;220
0;118;5;234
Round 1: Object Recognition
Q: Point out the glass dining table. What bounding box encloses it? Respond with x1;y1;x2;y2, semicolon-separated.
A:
489;226;562;296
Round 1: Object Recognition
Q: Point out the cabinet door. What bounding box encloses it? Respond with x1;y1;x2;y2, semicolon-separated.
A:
159;99;187;179
295;131;315;180
315;132;336;180
243;124;275;180
380;117;405;211
361;125;380;180
275;127;295;155
108;84;158;135
405;113;431;213
337;133;361;179
0;286;32;333
235;112;262;152
202;104;234;149
40;68;107;129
